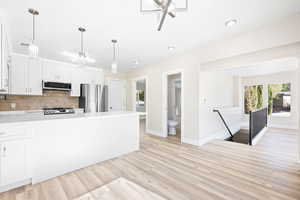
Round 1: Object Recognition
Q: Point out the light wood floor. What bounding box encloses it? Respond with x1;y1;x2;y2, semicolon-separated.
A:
1;125;299;200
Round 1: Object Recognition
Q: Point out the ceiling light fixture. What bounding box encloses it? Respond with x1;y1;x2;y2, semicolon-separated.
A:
111;40;118;74
62;27;96;65
225;19;238;27
168;46;175;51
21;8;39;58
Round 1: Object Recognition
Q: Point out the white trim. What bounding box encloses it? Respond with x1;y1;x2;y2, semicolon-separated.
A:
146;129;165;137
198;133;220;146
251;127;268;145
0;178;31;193
182;138;198;146
162;69;185;143
268;124;298;130
132;76;149;131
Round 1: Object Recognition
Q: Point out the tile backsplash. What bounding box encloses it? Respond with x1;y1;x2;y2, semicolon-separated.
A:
0;90;79;111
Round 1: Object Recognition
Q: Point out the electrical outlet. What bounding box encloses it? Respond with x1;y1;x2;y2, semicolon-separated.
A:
10;103;16;110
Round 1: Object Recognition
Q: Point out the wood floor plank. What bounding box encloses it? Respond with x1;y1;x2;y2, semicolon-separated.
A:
74;168;104;191
58;172;88;199
40;178;68;200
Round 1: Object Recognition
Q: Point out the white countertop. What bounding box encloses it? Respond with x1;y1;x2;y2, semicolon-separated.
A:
0;111;141;125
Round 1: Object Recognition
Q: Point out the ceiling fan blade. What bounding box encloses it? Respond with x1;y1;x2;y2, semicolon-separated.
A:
157;0;172;31
153;0;163;7
168;12;176;18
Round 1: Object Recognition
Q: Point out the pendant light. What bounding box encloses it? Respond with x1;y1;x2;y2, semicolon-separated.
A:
28;8;39;58
111;40;118;74
62;27;96;65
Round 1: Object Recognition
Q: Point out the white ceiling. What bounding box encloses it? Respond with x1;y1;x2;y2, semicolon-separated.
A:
1;0;300;72
216;57;299;77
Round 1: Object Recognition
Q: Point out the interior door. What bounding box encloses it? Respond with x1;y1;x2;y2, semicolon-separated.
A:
27;58;42;95
0;139;28;186
108;80;125;111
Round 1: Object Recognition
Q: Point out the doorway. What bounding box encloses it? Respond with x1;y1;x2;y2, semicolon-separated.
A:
132;77;149;139
162;70;184;142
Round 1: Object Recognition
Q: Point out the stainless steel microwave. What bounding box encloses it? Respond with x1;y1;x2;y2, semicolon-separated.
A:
42;81;72;91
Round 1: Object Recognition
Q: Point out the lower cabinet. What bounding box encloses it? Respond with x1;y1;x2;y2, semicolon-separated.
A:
0;129;31;187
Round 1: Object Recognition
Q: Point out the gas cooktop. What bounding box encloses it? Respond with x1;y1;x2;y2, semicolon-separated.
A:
43;108;75;115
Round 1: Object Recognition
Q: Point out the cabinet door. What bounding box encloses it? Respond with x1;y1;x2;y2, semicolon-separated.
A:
27;58;42;95
42;60;61;82
0;139;28;186
0;22;9;93
70;67;81;97
10;54;27;95
43;60;72;83
0;23;3;91
59;63;72;83
2;25;10;92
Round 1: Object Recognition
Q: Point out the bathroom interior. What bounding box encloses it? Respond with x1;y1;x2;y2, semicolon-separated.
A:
135;79;147;138
167;73;182;139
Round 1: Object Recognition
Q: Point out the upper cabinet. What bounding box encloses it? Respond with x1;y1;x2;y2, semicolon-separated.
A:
10;54;43;96
42;60;71;83
0;19;10;94
27;58;43;95
9;54;103;96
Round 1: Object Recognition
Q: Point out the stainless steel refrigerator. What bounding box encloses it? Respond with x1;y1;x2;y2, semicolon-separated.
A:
79;84;108;113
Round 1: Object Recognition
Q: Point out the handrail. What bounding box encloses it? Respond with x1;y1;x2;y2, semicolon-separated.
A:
213;109;233;140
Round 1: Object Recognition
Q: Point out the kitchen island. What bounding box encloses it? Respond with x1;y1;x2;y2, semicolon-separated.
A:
0;111;140;192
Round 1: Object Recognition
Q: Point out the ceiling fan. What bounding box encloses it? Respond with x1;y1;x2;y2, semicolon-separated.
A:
62;27;96;65
154;0;176;31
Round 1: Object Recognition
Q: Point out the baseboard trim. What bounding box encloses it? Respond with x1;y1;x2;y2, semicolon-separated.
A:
146;129;165;137
269;124;298;130
182;138;198;146
0;178;31;193
251;127;268;145
199;133;220;146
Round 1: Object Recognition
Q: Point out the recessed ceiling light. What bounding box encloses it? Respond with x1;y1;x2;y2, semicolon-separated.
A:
168;46;175;51
225;19;238;27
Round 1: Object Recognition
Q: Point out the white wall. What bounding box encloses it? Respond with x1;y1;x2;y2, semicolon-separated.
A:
126;55;200;144
198;72;239;144
124;13;300;150
241;70;299;129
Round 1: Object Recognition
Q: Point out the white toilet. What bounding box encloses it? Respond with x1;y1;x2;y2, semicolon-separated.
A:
168;120;179;135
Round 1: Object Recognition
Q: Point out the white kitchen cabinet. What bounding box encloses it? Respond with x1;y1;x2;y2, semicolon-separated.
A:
0;139;30;186
0;20;10;94
10;54;42;95
70;67;81;97
42;60;71;83
0;127;31;188
81;68;103;85
10;54;27;95
27;58;43;95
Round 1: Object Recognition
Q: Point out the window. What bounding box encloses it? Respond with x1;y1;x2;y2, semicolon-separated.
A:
268;83;291;117
244;85;263;114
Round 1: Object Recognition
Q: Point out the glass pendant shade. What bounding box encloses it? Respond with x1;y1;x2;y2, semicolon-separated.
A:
28;43;39;58
111;61;118;74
